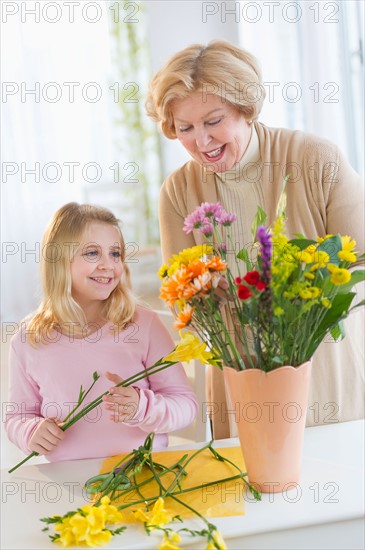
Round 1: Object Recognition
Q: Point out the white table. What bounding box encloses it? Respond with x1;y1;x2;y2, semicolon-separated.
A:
1;420;364;549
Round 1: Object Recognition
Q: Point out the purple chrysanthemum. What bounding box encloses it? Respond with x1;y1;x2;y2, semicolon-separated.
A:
218;212;237;226
183;209;205;234
200;221;214;237
184;203;237;235
200;202;225;221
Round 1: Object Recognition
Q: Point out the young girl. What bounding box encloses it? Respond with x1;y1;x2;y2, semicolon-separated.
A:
5;202;198;462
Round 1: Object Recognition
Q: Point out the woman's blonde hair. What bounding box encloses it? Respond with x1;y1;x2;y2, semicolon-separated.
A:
26;202;136;345
146;40;265;139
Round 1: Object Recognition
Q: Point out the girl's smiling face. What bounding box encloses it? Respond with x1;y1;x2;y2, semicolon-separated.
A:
172;92;252;172
70;222;123;311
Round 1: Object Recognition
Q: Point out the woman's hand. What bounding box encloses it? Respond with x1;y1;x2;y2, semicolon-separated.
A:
28;418;65;454
103;372;140;423
213;276;230;306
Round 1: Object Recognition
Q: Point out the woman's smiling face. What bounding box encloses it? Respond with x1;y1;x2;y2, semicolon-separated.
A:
171;92;252;172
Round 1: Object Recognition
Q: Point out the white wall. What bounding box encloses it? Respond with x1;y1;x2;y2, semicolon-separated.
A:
145;0;240;177
145;0;364;177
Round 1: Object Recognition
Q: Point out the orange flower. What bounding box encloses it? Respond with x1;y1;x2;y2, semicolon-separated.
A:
206;256;227;272
160;279;181;306
190;272;213;294
180;282;202;301
186;260;208;279
175;305;194;329
160;265;197;305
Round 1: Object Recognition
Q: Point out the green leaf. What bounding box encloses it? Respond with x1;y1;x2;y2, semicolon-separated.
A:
317;292;356;336
317;234;342;265
236;248;253;271
40;516;64;524
251;206;267;241
330;321;345;341
289;238;317;250
111;527;127;536
275;176;289;217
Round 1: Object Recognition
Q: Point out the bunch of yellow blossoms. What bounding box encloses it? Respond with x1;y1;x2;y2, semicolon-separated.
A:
42;496;125;547
42;495;227;550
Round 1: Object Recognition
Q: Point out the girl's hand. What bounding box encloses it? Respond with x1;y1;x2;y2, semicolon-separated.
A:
28;418;65;454
103;372;140;423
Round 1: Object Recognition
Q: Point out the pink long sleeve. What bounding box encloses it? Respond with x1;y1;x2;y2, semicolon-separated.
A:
5;343;43;454
5;306;198;461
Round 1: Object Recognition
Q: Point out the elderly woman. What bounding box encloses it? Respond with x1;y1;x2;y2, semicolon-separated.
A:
146;40;364;439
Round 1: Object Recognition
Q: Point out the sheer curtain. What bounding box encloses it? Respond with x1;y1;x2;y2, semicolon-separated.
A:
238;0;364;175
1;1;161;323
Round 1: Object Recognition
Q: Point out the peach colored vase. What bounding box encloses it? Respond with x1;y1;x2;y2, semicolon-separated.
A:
223;362;312;493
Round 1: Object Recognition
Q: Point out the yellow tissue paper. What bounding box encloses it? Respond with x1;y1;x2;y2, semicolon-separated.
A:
99;446;246;521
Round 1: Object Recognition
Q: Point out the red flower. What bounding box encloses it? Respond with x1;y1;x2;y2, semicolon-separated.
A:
255;281;266;291
243;270;260;286
238;285;252;300
235;277;242;284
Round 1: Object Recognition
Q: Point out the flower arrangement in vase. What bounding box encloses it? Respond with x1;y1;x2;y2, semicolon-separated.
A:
158;196;365;491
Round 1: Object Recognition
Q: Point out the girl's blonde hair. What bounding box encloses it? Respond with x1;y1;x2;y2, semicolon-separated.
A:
26;202;136;345
145;40;265;139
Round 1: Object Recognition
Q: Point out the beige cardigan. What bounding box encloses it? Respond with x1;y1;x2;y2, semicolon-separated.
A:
159;122;365;438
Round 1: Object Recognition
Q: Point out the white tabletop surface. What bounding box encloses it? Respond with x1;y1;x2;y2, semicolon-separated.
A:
1;420;364;549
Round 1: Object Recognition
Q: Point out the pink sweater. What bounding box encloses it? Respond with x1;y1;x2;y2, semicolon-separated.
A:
5;306;198;461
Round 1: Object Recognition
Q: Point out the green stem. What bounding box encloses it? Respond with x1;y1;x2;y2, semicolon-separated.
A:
62;373;100;424
8;451;38;473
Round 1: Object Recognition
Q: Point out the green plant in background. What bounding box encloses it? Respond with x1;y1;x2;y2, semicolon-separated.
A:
109;0;162;245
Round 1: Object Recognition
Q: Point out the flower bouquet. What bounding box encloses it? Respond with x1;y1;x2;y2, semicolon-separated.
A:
159;200;365;371
158;197;365;491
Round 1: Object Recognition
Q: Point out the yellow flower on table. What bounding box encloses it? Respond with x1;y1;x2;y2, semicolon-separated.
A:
86;530;112;547
133;497;173;529
98;496;124;523
87;507;107;534
206;529;227;550
69;513;91;539
159;531;182;549
55;518;76;547
50;496;125;548
57;528;76;548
